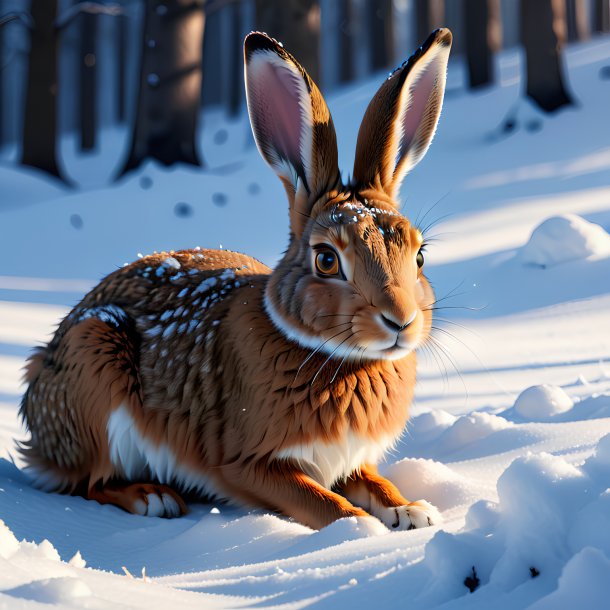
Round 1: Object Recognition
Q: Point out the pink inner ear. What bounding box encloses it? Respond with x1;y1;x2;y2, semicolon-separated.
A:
399;66;438;155
251;58;306;174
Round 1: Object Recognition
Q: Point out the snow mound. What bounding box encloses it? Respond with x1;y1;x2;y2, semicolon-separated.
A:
520;214;610;267
435;412;512;454
408;409;457;443
320;515;389;540
513;384;574;421
5;576;92;604
384;458;473;511
528;548;610;610
0;519;19;559
415;434;610;607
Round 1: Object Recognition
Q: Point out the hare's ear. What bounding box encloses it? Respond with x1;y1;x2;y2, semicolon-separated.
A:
353;28;452;202
244;32;340;236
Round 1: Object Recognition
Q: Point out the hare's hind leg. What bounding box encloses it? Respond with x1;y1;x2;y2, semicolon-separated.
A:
20;308;157;504
338;464;442;530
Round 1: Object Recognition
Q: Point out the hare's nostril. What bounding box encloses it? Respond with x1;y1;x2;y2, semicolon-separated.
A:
380;311;416;333
380;314;402;333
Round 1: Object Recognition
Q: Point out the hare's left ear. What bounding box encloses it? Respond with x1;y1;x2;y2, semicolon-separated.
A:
353;28;452;202
244;32;340;237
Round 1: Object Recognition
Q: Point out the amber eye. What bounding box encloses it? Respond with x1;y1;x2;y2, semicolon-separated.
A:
416;249;425;268
315;249;340;276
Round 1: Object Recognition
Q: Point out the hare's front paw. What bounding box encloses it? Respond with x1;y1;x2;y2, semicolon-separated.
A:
378;500;442;531
129;484;187;518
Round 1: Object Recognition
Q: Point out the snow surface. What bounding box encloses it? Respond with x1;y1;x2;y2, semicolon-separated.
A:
1;37;610;609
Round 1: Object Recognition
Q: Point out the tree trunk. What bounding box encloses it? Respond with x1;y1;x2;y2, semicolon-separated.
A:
463;0;501;89
0;21;4;149
593;0;610;32
338;0;354;83
21;0;65;180
118;0;205;178
566;0;589;41
366;0;393;71
227;0;242;118
116;13;127;123
520;0;574;113
254;0;320;84
415;0;444;44
80;11;97;151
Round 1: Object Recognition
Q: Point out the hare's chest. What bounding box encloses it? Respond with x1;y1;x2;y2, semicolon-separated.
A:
276;431;396;489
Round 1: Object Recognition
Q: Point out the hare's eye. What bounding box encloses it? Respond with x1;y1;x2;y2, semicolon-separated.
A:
315;249;340;276
416;249;425;268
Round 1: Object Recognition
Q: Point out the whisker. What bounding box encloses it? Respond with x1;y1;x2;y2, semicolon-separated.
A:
411;191;452;232
419;211;456;237
329;335;361;384
433;317;482;338
425;305;485;313
311;333;354;387
420;341;449;388
292;327;352;385
431;324;491;375
427;335;469;400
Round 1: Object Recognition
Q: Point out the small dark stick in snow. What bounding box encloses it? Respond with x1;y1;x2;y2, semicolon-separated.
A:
464;566;480;593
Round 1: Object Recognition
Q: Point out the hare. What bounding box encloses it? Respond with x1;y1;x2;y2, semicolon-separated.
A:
19;28;452;530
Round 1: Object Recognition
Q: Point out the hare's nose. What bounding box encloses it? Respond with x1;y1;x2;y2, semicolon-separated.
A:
380;311;417;333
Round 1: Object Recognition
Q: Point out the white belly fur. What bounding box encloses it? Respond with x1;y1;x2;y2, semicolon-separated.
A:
276;431;397;489
107;404;223;500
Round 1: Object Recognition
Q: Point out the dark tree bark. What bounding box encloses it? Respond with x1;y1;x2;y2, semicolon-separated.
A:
0;19;4;149
463;0;501;89
366;0;393;71
338;0;354;83
227;0;242;118
80;11;97;151
255;0;320;83
119;0;205;177
415;0;444;44
593;0;610;32
21;0;65;181
520;0;574;112
116;12;127;122
566;0;589;41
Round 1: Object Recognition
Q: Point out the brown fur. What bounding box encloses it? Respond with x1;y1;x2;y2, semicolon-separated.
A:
19;30;452;530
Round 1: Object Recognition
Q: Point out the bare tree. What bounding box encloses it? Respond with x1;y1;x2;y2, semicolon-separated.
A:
593;0;610;32
566;0;589;41
255;0;320;83
79;10;97;151
415;0;444;44
338;0;355;83
116;12;128;123
119;0;205;177
0;18;4;149
520;0;574;112
463;0;501;89
227;0;242;118
21;0;65;181
366;0;393;71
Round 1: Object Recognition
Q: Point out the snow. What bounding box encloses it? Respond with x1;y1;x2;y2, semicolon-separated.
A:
1;36;610;608
512;385;574;421
520;214;610;267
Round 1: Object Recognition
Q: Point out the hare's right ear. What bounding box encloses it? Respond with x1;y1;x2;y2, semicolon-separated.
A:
353;28;452;202
244;32;340;237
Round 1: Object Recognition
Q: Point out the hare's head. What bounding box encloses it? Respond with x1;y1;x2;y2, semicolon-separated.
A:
244;29;452;361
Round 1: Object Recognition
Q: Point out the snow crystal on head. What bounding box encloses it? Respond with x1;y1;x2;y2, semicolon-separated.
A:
329;200;401;227
163;256;181;270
